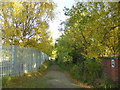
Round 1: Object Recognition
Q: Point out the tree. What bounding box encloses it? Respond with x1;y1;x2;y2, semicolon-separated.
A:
56;2;119;63
1;1;56;56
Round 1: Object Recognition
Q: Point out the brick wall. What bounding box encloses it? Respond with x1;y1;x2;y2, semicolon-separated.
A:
101;58;119;82
111;59;119;82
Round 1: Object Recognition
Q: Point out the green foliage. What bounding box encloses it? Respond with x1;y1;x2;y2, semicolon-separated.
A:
83;58;103;78
55;2;119;88
37;60;52;73
55;61;67;71
2;76;12;86
56;2;119;64
69;58;103;80
1;1;56;56
57;59;118;88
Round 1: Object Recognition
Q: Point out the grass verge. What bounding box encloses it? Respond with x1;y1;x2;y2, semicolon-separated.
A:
2;60;53;88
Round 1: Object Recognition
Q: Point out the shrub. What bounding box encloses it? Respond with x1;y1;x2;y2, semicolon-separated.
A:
83;58;103;79
2;76;12;86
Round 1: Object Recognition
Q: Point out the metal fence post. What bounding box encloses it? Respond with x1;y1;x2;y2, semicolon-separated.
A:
39;51;41;66
0;22;2;90
2;44;49;77
31;48;33;72
0;45;2;78
12;45;16;75
36;50;39;69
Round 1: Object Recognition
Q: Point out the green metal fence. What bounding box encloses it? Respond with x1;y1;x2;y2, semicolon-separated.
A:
0;45;49;77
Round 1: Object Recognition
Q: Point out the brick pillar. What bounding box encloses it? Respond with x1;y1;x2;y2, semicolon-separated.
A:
111;59;119;82
102;59;112;79
118;55;120;88
102;58;119;82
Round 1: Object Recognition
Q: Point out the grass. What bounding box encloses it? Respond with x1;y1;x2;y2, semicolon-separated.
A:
55;61;118;88
2;60;53;88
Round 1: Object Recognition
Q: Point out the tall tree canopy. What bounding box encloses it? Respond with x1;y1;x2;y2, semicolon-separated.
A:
0;1;56;56
56;2;119;63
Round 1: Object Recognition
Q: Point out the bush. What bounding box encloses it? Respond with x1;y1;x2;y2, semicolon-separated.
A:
2;76;12;86
57;56;118;88
84;58;103;79
61;57;103;87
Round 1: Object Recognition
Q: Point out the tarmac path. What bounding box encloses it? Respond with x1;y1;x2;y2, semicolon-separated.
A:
42;62;82;88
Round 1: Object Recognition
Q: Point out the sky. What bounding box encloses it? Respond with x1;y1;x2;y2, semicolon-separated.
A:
0;0;76;44
48;0;76;43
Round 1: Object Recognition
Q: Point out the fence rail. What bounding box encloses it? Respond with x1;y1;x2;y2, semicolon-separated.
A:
0;45;49;77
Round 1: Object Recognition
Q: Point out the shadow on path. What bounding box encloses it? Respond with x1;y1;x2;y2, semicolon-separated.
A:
42;62;82;88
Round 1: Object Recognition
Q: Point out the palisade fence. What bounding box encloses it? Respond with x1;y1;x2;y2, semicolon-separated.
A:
0;45;49;77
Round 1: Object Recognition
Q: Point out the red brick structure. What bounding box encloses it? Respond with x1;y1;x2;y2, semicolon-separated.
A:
101;58;119;82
